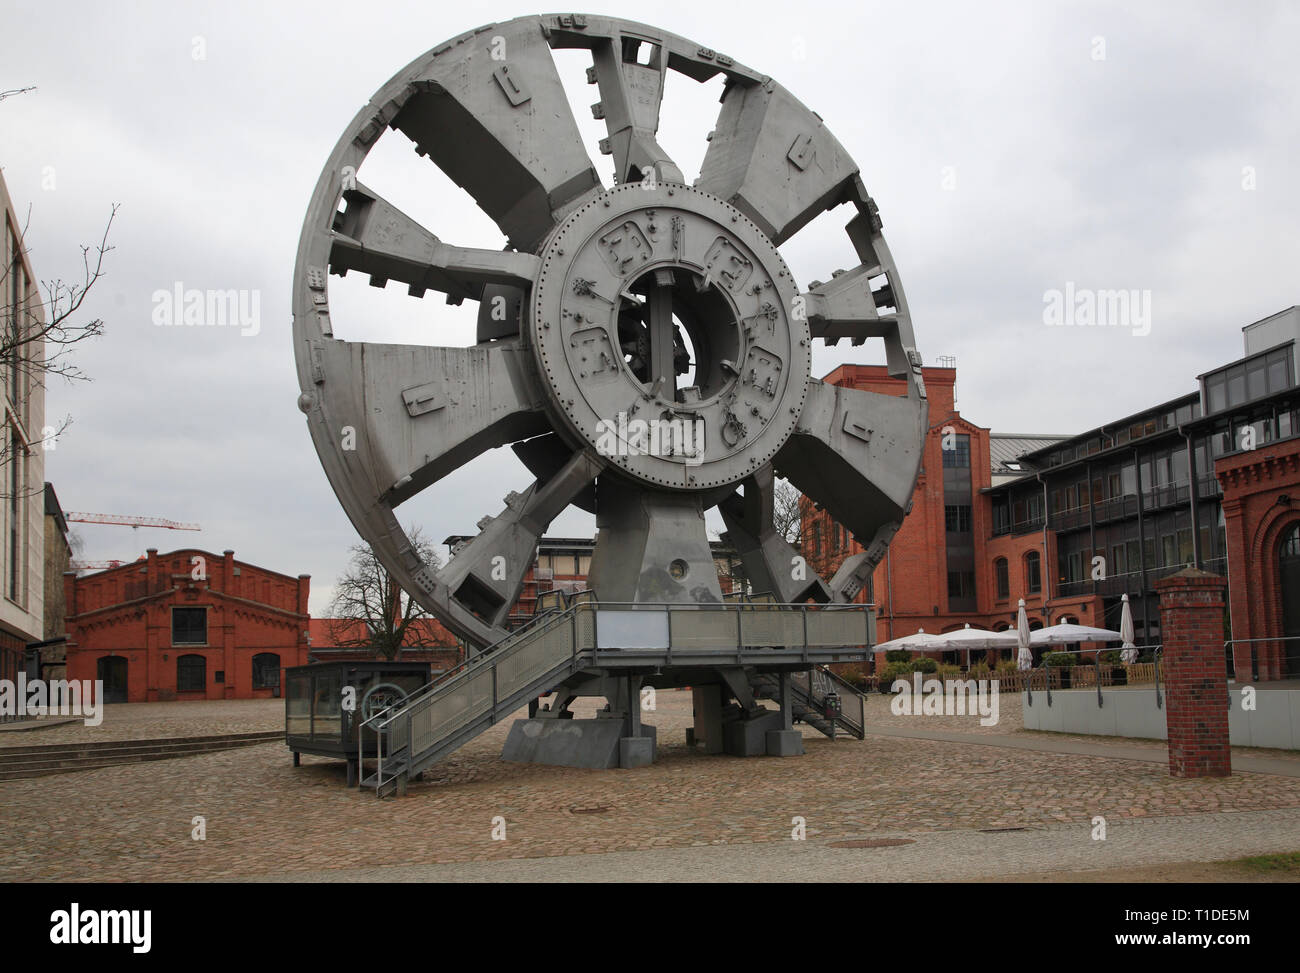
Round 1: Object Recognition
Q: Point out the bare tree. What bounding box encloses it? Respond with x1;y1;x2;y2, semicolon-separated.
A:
773;478;804;549
0;203;118;483
324;527;452;659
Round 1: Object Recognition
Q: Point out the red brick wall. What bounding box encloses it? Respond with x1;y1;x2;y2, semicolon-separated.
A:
1155;569;1231;778
65;549;311;702
1215;438;1300;680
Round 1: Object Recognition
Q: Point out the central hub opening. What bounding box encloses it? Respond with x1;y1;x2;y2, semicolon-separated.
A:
618;267;740;404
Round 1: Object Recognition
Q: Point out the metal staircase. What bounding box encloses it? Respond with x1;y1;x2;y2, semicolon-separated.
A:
750;667;867;740
357;598;874;796
359;604;586;796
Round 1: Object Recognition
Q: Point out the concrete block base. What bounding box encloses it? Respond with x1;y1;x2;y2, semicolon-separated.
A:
765;728;805;757
723;709;785;757
502;718;657;770
619;735;655;768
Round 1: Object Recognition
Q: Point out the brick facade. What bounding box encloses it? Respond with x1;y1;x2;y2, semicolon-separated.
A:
1215;437;1300;681
1155;568;1231;778
64;548;311;702
803;365;1102;668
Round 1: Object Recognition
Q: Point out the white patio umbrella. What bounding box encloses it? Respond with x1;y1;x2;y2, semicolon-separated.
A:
933;624;1019;668
1119;593;1138;663
1016;598;1034;670
875;628;946;653
1029;623;1123;646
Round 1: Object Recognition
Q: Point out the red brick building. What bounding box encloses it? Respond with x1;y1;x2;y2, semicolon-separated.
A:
307;616;462;672
801;364;1069;667
1215;436;1300;680
64;548;311;703
807;306;1300;679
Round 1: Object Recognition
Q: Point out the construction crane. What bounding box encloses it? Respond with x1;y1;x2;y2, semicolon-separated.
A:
64;512;201;531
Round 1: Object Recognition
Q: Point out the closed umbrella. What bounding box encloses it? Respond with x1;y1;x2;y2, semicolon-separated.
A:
1119;593;1138;663
1016;598;1034;670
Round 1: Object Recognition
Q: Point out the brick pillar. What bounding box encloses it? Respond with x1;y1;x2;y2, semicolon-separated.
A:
1154;567;1230;778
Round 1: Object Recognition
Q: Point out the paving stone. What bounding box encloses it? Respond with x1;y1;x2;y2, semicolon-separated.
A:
3;690;1299;882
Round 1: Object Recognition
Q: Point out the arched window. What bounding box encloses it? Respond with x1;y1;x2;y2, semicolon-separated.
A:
1280;524;1300;640
252;653;281;690
1025;551;1042;594
1281;524;1300;558
177;654;206;693
994;558;1009;599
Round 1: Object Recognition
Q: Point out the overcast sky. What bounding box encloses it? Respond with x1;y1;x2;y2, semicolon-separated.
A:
2;0;1297;615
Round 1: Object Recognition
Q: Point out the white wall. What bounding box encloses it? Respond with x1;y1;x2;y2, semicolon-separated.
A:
1021;688;1300;751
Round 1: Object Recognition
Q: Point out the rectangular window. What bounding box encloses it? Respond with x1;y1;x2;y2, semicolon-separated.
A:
172;607;208;645
1161;534;1176;567
1026;493;1044;523
942;434;971;468
947;571;975;599
1226;367;1246;407
1027;554;1042;594
7;428;19;603
1267;350;1291;393
8;226;21;411
176;655;206;693
995;560;1009;599
944;504;972;533
993;499;1011;533
1247;359;1267;401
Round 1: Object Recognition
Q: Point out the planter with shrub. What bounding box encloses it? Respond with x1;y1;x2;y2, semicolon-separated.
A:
1044;651;1077;688
878;660;914;692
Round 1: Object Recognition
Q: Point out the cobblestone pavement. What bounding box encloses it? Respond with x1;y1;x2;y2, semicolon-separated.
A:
0;700;281;746
227;808;1300;882
3;690;1300;882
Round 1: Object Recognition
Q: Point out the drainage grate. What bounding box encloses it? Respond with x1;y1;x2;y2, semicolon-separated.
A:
828;838;916;848
568;805;611;815
978;827;1028;833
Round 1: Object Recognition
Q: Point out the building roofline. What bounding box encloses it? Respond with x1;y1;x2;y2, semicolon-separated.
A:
1017;390;1200;459
1240;305;1299;332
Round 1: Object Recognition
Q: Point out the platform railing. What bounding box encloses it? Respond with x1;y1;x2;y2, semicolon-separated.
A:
358;597;876;793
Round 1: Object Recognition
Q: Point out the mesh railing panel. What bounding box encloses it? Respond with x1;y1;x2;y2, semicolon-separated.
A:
805;610;868;647
407;667;494;754
739;610;805;648
668;608;740;650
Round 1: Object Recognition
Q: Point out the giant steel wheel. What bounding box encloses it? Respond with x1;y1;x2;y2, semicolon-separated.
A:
293;13;928;652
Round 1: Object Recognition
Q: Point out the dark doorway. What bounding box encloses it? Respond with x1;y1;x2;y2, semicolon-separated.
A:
97;656;128;704
1280;524;1300;675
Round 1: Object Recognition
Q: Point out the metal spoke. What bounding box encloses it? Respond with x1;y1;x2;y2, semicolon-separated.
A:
697;79;860;245
388;16;604;251
718;467;831;602
774;379;926;601
435;449;603;633
588;31;683;185
330;183;539;301
302;338;549;508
